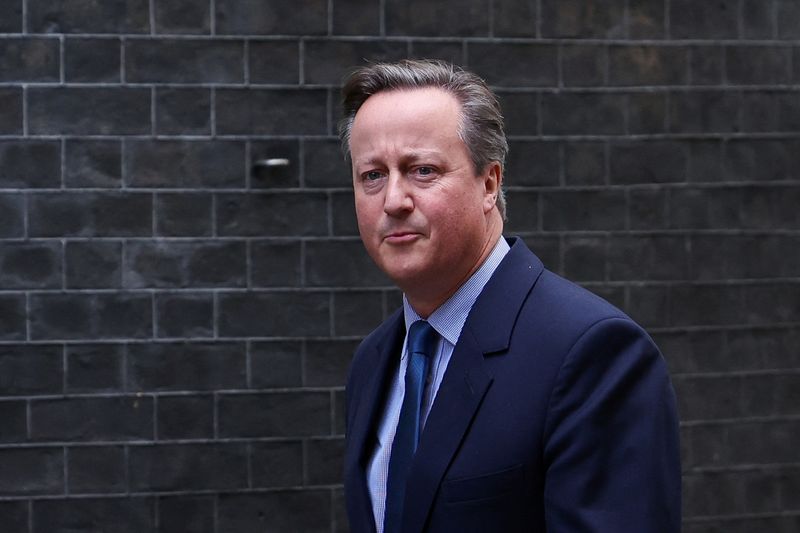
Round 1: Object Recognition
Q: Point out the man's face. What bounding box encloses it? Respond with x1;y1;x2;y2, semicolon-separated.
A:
349;87;500;305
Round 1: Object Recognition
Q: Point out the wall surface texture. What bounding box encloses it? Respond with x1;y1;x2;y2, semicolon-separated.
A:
1;0;799;531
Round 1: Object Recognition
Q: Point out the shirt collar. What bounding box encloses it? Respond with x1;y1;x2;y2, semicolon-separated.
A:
403;236;510;347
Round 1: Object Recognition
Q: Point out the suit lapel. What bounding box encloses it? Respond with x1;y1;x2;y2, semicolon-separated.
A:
344;311;405;533
400;238;544;532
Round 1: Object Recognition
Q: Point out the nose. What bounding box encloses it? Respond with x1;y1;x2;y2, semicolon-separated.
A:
383;172;413;216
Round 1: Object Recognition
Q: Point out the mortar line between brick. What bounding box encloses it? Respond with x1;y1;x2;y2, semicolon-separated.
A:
379;0;386;36
210;0;216;35
149;0;155;35
58;35;65;84
21;85;28;136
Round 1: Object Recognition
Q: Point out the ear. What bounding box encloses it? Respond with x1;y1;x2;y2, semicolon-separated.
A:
481;161;503;214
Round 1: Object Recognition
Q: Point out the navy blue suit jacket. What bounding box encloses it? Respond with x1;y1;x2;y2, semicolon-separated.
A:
344;237;681;532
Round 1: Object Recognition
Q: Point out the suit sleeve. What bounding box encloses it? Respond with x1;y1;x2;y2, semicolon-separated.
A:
542;317;681;533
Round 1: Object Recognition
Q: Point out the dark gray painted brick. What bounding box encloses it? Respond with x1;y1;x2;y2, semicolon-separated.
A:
155;88;211;135
125;39;243;83
684;420;800;469
29;192;152;237
30;396;154;442
561;45;606;87
0;448;63;495
333;290;384;337
28;0;150;33
0;344;63;395
29;292;152;340
608;46;687;86
0;241;62;289
741;0;776;39
468;43;557;87
127;342;246;391
331;191;359;236
0;401;27;443
251;441;303;487
728;328;800;371
65;241;123;289
0;88;22;134
155;193;213;237
218;391;330;437
625;285;670;328
726;46;792;85
0;2;22;32
125;140;245;188
332;0;380;35
689;46;724;85
305;240;389;287
541;0;625;38
216;192;328;237
0;501;27;533
0;194;24;238
248;40;300;84
67;446;126;493
304;139;349;188
562;236;606;282
155;292;214;338
505;140;559;186
629;0;665;39
778;0;800;38
542;190;626;231
0;38;59;82
522;236;560;273
250;341;303;388
687;140;724;182
158;496;215;533
306;339;359;387
627;92;667;134
669;0;739;39
218;291;330;337
32;498;155;533
304;40;407;85
492;0;537;37
653;329;727;374
725;139;800;182
307;437;345;485
669;284;744;327
218;491;330;533
609;235;689;281
408;40;465;65
251;139;301;189
334;389;346;436
609;141;687;184
691;235;800;280
504;191;538;233
66;343;125;392
129;443;248;491
64;37;121;83
216;0;327;35
497;91;539;135
28;87;151;135
669;91;739;134
155;0;210;34
740;185;800;229
563;142;605;185
0;295;25;341
744;283;800;325
541;93;626;135
157;394;214;440
0;140;61;188
125;240;246;288
668;187;741;230
385;0;489;36
216;88;328;135
251;240;302;287
65;140;122;188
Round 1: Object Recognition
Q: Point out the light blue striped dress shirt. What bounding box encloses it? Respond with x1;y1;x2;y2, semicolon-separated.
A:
366;236;510;532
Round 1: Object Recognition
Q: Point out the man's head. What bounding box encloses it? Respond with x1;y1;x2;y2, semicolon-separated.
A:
339;60;508;316
339;59;509;219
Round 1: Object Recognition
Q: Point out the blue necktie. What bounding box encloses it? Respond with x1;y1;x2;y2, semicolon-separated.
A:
384;320;437;533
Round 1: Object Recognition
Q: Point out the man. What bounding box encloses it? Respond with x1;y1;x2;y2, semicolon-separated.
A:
340;59;680;533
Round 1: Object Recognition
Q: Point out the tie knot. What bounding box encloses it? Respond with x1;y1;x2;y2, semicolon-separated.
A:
407;320;437;359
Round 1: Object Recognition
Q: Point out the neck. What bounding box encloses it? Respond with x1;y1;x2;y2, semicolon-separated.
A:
404;214;503;318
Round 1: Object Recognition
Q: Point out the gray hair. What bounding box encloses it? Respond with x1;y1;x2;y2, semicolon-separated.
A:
338;59;509;219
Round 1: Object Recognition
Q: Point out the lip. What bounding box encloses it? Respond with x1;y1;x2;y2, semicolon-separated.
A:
383;231;422;244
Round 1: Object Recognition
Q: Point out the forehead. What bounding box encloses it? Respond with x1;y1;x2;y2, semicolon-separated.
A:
350;87;464;146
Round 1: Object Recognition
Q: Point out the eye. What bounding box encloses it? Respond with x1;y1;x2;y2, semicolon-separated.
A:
417;166;433;176
362;170;384;181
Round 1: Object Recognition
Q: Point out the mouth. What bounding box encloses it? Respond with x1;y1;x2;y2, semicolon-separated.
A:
383;231;422;244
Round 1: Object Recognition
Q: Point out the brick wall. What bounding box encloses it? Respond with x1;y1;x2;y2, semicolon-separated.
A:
0;0;798;531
